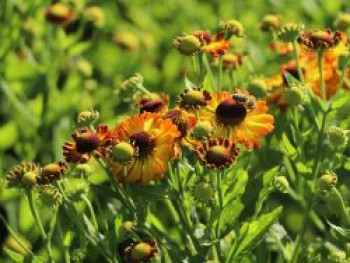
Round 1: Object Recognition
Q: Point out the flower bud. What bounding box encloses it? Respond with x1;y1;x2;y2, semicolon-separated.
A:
334;13;350;30
260;14;283;32
113;31;140;51
119;221;135;239
78;110;99;125
277;23;304;42
74;164;93;177
7;162;40;189
112;142;135;164
220;20;244;38
76;59;93;77
39;185;62;209
38;162;67;185
172;34;202;56
284;86;307;106
192;121;213;141
21;172;38;188
121;73;144;90
273;176;290;193
246;78;267;99
327;126;348;149
193;181;215;203
83;6;105;28
318;172;337;192
130;242;157;262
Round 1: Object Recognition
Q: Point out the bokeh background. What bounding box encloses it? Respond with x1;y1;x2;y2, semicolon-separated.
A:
0;0;350;261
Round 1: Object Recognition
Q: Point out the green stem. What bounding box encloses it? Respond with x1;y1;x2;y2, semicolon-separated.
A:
81;194;99;231
57;218;70;263
337;55;350;91
332;188;350;227
215;170;224;260
218;56;223;91
292;39;304;84
317;49;326;103
203;53;217;91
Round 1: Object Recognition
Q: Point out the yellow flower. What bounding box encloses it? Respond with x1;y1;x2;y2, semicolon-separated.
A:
199;91;274;149
111;113;180;184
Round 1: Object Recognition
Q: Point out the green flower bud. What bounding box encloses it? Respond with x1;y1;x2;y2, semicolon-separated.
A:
39;185;62;209
246;78;267;98
273;176;290;193
120;73;144;90
83;6;105;28
172;34;202;56
71;248;87;263
74;164;93;177
284;86;308;106
112;142;135;164
193;181;215;203
318;172;337;192
260;14;283;32
119;221;135;239
327;126;348;149
220;20;244;38
334;13;350;30
78;110;99;125
113;31;140;51
192;121;213;141
277;23;304;42
21;171;38;188
131;242;156;262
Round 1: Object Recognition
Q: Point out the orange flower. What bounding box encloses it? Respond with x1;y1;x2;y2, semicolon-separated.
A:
199;90;274;149
194;31;230;57
111;113;180;184
45;3;75;26
269;41;294;56
63;125;112;163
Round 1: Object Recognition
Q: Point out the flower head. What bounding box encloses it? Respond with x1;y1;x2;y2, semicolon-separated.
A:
260;14;283;32
196;138;239;169
199;90;274;149
277;23;304;42
6;162;40;189
172;34;203;56
193;181;215;203
111;113;180;184
220;20;244;38
201;31;230;57
38;161;67;185
63;125;112;163
177;88;211;110
297;29;342;51
120;239;158;263
222;53;245;71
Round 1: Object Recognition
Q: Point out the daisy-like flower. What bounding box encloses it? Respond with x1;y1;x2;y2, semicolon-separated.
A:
63;125;112;163
196;138;239;169
111;113;180;184
199;90;274;149
297;29;342;51
177;87;211;111
194;31;230;57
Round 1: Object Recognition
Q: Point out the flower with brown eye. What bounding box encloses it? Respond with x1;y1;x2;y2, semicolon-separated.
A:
111;113;180;184
297;29;342;51
45;3;75;27
37;162;67;185
177;88;211;110
199;90;274;149
63;125;112;163
6;162;40;189
196;138;239;169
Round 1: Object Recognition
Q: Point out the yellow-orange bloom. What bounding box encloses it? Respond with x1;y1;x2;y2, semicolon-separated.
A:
199;91;274;149
194;31;230;57
111;113;180;184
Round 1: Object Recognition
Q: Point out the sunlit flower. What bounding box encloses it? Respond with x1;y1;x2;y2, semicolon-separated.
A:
196;138;239;169
297;29;342;51
199;90;274;149
63;125;112;163
195;31;230;57
111;113;180;184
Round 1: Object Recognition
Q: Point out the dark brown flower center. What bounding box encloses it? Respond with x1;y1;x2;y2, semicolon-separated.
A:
205;146;232;167
129;131;155;158
76;132;99;153
216;98;247;126
140;100;165;113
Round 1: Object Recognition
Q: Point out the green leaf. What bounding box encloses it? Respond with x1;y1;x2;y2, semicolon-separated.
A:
219;198;244;237
295;162;311;174
4;248;24;262
202;74;213;91
227;206;283;261
0;121;18;150
224;169;248;204
280;133;297;159
184;76;197;90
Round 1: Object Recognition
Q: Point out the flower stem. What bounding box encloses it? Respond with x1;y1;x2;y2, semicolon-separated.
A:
81;194;99;231
218;56;223;91
215;170;224;260
203;53;217;91
317;49;326;103
292;39;304;84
